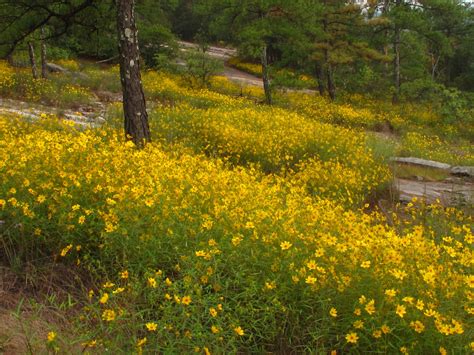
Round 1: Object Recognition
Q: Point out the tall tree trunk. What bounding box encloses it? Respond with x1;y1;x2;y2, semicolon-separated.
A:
28;42;38;79
382;0;390;74
315;63;325;96
392;26;401;104
322;9;335;101
326;64;335;101
6;53;14;66
324;46;335;101
116;0;150;147
392;0;402;104
261;44;272;105
40;27;47;79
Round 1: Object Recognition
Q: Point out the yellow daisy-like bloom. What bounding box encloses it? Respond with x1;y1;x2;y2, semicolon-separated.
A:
148;277;157;288
234;326;244;336
146;322;158;331
182;295;192;305
120;270;129;279
410;320;425;333
99;293;109;304
305;276;317;285
372;330;382;338
137;337;147;347
47;331;56;342
381;324;391;334
360;260;371;268
365;299;376;315
345;332;359;344
102;309;116;322
416;299;425;310
385;289;397;297
396;304;407;318
211;325;220;334
329;307;337;317
280;241;292;250
60;244;73;257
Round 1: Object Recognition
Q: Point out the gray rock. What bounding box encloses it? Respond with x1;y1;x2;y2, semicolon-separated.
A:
450;166;474;177
394;178;474;206
46;63;68;73
390;157;451;170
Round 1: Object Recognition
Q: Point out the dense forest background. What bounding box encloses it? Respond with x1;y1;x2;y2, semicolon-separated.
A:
1;0;473;103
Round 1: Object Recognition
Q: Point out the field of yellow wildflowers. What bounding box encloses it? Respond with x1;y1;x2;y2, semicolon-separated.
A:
0;60;473;353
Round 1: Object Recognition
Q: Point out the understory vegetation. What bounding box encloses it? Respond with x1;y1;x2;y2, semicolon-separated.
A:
1;58;473;353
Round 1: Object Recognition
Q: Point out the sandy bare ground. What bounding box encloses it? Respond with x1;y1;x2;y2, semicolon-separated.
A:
0;97;105;126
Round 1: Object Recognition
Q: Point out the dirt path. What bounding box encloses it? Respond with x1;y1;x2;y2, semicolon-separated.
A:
219;66;262;87
179;40;263;87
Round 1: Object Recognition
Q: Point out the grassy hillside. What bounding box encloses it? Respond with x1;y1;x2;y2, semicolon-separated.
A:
0;60;473;353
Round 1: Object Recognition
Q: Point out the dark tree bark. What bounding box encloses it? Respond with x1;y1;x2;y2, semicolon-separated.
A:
322;10;335;101
116;0;150;147
315;63;325;96
324;42;335;101
41;27;48;79
326;63;336;101
28;41;38;79
261;44;273;105
6;53;14;66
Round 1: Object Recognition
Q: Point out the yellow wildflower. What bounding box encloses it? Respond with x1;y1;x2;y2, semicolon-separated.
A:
99;293;109;304
102;309;116;321
396;304;406;318
234;326;244;336
280;241;292;250
182;295;192;305
146;322;158;331
47;331;56;342
148;277;157;288
345;332;358;344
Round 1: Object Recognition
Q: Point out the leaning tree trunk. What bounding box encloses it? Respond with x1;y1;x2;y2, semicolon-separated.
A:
40;27;47;79
28;42;38;79
261;44;272;105
116;0;150;147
